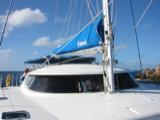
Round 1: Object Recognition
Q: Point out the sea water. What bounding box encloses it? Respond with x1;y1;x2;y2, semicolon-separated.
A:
0;71;22;87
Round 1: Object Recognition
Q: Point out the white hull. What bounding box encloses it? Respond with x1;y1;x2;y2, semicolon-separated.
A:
0;64;160;120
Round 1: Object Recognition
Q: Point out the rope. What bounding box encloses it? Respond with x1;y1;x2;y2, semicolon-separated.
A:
108;0;114;6
56;52;94;65
43;0;114;66
86;0;94;18
111;0;114;24
0;0;14;46
89;0;97;17
65;0;77;36
55;11;103;55
135;0;154;28
54;0;58;22
112;0;119;35
43;47;99;66
119;0;154;47
78;0;83;30
96;0;100;13
58;0;73;38
85;0;103;42
71;0;79;35
129;0;143;73
112;0;120;90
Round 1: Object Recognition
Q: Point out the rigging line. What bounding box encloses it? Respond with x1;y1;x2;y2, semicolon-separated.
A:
0;0;14;47
108;0;114;6
129;0;143;72
58;0;73;38
78;0;83;31
87;0;113;18
135;0;154;28
55;11;103;55
44;8;111;65
111;0;115;28
113;43;119;89
44;48;98;66
71;0;79;35
43;1;113;65
86;0;94;19
110;0;114;24
64;0;76;37
67;0;114;36
56;56;83;65
96;0;100;13
42;0;74;66
54;0;57;22
64;0;113;42
112;0;119;89
111;0;116;25
119;0;154;47
56;52;95;65
45;3;109;65
89;0;98;16
84;1;90;28
54;48;100;65
51;0;58;40
112;0;119;35
43;11;103;65
85;0;103;42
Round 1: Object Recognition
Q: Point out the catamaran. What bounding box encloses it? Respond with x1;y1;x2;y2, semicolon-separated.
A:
0;0;160;120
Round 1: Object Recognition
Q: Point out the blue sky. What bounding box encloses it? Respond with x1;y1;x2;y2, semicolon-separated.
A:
0;0;160;71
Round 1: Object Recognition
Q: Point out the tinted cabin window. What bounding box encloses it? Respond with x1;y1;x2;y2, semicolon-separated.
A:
114;73;138;90
28;75;104;93
27;73;138;93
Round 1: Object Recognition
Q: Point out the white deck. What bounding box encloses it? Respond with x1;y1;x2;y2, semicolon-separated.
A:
0;87;57;120
1;87;160;120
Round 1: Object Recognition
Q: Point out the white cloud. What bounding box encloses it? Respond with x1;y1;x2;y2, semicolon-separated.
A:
33;36;50;47
32;35;74;48
0;8;47;35
0;49;13;61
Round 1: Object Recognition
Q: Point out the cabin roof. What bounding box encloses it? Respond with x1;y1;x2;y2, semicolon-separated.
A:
29;64;129;76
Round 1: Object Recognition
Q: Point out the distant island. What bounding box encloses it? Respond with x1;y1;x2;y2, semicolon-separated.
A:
136;65;160;83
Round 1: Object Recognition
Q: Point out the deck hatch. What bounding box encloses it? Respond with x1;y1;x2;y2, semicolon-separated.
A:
0;97;8;100
2;110;31;119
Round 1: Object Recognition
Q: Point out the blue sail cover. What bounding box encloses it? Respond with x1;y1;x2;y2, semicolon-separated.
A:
53;15;104;55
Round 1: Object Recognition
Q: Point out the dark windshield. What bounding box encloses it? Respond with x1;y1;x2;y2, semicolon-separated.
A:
27;73;138;93
28;75;104;93
114;73;139;90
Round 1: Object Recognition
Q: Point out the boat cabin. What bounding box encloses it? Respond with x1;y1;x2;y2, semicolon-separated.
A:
23;64;138;93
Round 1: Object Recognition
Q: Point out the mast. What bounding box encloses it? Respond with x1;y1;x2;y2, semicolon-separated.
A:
102;0;114;92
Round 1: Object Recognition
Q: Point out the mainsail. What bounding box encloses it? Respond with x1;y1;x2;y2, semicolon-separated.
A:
53;15;104;55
